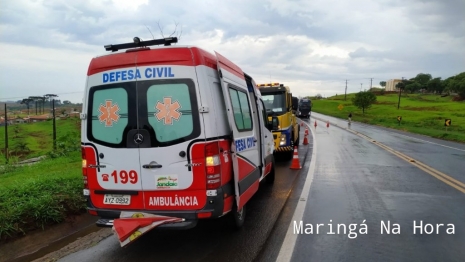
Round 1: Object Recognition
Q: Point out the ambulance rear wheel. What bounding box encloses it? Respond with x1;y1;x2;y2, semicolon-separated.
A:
230;203;246;229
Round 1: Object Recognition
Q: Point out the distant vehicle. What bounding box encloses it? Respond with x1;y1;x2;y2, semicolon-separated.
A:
298;98;312;118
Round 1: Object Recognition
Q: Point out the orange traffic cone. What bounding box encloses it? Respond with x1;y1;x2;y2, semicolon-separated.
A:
326;121;329;128
290;146;301;170
314;120;317;128
305;128;309;135
303;134;309;145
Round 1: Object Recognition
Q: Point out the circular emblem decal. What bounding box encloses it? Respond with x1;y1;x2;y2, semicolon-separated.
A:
134;133;144;144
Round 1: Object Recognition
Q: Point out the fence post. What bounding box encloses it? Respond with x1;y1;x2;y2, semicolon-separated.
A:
53;99;57;150
4;103;8;163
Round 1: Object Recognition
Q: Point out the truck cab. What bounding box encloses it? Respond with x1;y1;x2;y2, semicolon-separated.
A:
257;83;299;159
298;98;312;118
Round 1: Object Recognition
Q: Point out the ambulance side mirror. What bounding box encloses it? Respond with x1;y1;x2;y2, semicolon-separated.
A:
291;97;299;111
268;116;279;130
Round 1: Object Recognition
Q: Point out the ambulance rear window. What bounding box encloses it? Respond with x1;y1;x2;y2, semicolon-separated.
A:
89;87;129;144
87;79;200;148
146;83;194;142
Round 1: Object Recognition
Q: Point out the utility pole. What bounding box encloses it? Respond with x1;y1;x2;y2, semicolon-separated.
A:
344;80;348;101
360;83;363;91
397;77;404;109
370;78;373;89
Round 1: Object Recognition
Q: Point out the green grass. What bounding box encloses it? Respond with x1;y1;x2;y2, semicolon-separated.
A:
0;117;81;161
313;93;465;143
0;151;85;242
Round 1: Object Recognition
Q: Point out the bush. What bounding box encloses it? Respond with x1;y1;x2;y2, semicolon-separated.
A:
0;160;85;241
48;131;80;158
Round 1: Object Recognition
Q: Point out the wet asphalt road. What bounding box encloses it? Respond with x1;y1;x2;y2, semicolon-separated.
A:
56;113;465;262
57;127;313;262
311;112;465;184
288;116;465;262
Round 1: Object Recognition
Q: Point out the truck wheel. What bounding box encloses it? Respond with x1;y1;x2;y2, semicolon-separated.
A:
230;202;246;229
295;126;300;146
266;157;276;184
286;148;294;161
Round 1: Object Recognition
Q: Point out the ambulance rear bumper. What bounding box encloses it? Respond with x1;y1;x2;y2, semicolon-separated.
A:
87;185;232;229
95;217;197;229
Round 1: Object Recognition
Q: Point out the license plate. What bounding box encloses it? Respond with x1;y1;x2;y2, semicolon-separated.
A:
104;194;131;205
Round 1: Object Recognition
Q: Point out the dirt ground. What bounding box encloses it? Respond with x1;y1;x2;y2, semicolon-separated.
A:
31;228;113;262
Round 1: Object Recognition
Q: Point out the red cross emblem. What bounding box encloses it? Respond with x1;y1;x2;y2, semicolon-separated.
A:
155;97;182;125
98;100;120;127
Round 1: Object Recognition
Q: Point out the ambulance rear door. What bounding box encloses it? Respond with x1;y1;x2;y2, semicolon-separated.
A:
135;48;207;211
84;51;145;211
215;51;261;210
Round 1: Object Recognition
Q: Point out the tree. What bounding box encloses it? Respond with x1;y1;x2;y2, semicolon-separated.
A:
352;91;377;114
444;72;465;99
20;98;34;115
395;81;406;91
427;77;444;94
63;100;71;105
29;96;45;114
405;82;422;94
44;94;58;108
379;81;386;88
413;73;432;90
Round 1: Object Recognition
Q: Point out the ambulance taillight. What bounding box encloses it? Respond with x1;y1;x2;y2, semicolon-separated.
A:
205;142;221;189
81;147;89;189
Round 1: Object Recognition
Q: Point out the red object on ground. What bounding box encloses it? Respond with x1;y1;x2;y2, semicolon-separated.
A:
314;120;317;127
289;146;302;170
303;134;309;145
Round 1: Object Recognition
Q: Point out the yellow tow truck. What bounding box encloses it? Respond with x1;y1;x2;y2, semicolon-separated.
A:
257;83;300;159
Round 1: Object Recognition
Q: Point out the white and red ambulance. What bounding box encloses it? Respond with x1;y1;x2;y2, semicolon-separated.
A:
81;37;276;233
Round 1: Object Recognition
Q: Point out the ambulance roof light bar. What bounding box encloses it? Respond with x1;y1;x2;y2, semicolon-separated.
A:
104;37;178;52
256;83;284;87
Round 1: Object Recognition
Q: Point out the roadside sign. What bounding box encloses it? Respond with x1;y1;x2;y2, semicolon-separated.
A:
338;104;343;111
397;116;402;125
445;119;451;126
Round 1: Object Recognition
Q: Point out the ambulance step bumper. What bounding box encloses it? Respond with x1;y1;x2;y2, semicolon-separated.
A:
96;218;114;227
96;218;197;230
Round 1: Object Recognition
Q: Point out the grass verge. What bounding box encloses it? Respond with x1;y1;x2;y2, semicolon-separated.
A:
0;117;81;161
0;151;85;243
312;93;465;143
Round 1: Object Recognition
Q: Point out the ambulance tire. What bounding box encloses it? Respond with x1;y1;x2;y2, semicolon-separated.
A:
230;202;246;229
265;157;276;184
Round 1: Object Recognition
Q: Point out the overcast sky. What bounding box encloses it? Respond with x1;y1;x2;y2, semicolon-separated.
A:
1;0;464;103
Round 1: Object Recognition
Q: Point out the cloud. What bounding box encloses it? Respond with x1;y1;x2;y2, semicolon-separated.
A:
0;0;464;102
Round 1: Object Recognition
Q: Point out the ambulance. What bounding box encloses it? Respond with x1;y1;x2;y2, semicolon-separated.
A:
80;37;276;235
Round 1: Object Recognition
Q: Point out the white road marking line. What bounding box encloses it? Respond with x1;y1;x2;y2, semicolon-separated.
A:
276;121;317;262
